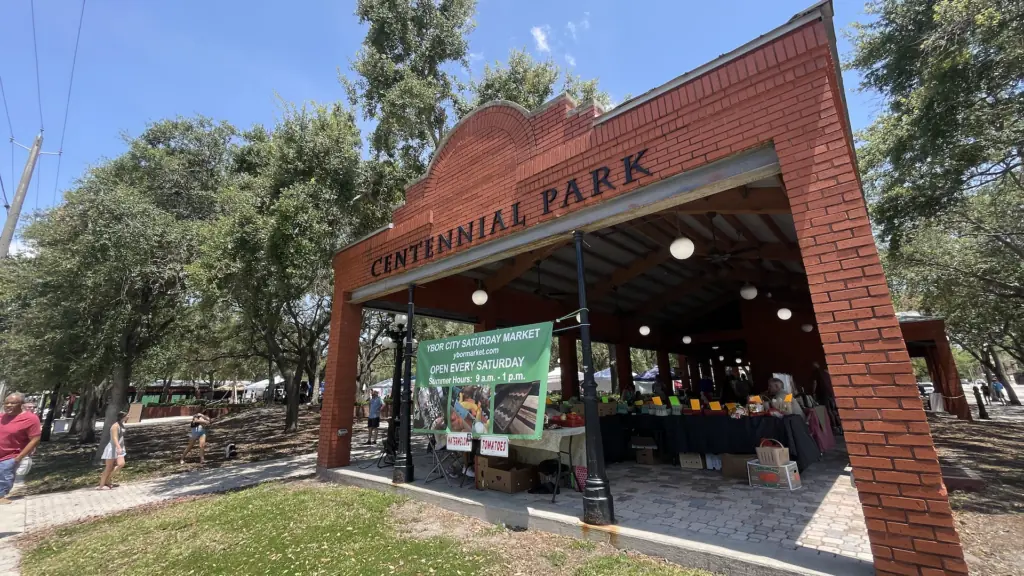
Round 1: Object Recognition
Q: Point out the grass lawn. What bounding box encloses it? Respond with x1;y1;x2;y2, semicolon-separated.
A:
20;482;714;576
21;406;320;495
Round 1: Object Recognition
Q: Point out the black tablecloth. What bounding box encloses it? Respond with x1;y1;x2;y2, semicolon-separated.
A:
600;413;821;470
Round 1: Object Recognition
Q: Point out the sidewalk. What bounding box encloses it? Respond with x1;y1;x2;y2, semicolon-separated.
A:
0;452;316;576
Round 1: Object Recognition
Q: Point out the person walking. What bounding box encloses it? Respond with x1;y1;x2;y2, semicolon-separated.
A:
366;391;383;445
180;412;212;464
1;393;42;504
992;380;1007;406
98;410;128;490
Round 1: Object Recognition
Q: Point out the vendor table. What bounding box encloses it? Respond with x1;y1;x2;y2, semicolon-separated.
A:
511;426;585;502
601;413;821;471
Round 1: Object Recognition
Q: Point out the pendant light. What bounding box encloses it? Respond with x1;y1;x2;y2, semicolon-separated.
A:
682;335;692;344
639;325;651;336
670;237;695;260
739;283;758;300
718;355;725;361
777;307;792;320
735;358;742;364
472;289;488;306
801;324;814;333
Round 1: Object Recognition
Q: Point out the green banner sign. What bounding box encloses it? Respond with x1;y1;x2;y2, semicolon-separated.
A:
412;322;552;440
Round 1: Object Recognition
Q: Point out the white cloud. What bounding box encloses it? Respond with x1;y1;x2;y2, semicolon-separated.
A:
469;52;484;62
566;13;590;42
530;25;551;52
565;54;576;67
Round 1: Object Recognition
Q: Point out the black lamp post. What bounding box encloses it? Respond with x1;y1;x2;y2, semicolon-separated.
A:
382;314;408;465
573;230;615;525
393;284;416;484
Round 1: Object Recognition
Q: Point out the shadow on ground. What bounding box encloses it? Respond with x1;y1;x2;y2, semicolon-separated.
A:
22;406;321;495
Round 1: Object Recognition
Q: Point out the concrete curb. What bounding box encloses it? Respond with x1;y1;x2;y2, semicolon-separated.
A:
319;466;872;576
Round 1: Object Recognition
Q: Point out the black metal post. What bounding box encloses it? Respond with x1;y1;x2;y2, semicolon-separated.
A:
573;230;615;525
384;325;405;460
393;285;416;483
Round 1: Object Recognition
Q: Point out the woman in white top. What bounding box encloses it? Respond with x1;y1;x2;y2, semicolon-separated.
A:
97;410;128;490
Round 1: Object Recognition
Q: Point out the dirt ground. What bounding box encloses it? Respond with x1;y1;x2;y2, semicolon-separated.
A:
20;406;321;495
928;406;1024;576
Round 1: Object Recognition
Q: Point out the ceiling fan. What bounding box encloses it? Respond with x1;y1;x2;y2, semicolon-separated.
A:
698;211;758;265
531;261;573;298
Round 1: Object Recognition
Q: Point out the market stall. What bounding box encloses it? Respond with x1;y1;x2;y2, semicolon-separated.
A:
599;412;820;471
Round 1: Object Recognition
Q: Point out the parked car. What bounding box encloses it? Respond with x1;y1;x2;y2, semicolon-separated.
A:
917;381;934;396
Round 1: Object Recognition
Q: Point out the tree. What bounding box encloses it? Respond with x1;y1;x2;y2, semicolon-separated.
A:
460;48;612;116
3;118;235;457
346;0;477;172
849;0;1024;246
194;103;365;432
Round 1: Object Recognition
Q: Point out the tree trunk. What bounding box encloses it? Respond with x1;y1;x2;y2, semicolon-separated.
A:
991;347;1021;405
77;384;98;444
41;384;63;441
284;368;302;433
305;362;317;405
160;375;171;403
94;362;132;462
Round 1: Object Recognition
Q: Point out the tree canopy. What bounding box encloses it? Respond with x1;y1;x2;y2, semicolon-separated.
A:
850;0;1024;245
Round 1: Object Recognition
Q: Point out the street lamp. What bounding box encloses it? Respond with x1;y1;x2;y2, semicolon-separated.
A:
382;313;408;468
572;230;615;525
391;284;415;481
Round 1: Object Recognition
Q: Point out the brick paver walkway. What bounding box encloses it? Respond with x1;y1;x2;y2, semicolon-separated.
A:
0;453;316;576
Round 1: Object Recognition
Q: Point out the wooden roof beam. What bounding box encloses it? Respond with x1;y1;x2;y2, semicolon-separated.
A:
483;242;567;292
674;187;790;214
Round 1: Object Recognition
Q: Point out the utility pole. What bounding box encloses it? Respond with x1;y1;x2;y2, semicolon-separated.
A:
0;133;43;258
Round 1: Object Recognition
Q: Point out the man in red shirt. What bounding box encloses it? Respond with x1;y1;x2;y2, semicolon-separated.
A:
1;392;42;504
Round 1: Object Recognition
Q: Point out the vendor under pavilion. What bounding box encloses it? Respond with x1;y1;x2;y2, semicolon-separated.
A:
316;3;968;573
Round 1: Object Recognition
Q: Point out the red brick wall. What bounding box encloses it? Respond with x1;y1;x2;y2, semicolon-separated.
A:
327;18;964;574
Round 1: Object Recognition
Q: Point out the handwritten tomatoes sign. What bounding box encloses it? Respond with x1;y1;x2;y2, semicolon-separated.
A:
479;435;510;457
411;322;552;440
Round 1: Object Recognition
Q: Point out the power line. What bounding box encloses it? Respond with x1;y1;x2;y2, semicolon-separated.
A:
53;0;87;205
0;75;10;210
0;75;13;138
0;164;7;210
30;0;45;131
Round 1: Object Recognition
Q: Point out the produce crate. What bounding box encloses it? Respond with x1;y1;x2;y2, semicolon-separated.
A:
747;460;801;490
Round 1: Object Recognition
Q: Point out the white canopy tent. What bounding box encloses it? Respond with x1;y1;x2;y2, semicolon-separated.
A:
243;376;284;400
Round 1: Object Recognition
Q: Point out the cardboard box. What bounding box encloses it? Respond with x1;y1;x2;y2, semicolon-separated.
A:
678;452;704;470
635;448;657;465
485;461;537;493
747;460;801;490
722;453;756;480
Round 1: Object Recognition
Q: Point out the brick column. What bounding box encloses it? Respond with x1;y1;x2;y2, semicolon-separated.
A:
559;334;580;399
776;94;966;572
317;293;362;469
614;342;634;392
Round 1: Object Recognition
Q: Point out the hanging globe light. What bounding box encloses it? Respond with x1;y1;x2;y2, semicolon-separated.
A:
801;324;814;333
669;237;695;260
639;325;651;336
471;289;489;306
739;283;758;300
735;358;742;364
777;307;792;320
682;335;692;344
718;355;725;361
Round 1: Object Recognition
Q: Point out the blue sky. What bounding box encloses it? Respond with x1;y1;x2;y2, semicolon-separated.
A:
0;0;879;219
